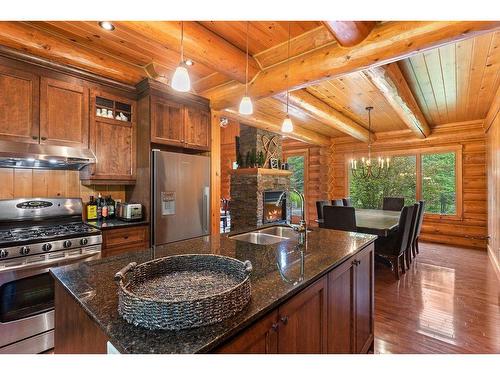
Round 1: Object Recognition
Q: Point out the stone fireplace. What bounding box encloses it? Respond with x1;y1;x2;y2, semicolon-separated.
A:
229;125;292;230
230;168;291;230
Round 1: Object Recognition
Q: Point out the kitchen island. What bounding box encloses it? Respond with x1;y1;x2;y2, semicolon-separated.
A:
50;226;376;354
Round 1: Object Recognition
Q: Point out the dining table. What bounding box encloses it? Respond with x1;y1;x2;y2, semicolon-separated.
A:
316;208;401;237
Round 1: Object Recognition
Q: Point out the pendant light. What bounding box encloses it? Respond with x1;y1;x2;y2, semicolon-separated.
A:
281;22;293;133
171;21;191;92
239;22;253;115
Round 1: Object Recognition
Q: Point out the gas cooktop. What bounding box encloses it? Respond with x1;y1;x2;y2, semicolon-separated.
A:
0;222;100;246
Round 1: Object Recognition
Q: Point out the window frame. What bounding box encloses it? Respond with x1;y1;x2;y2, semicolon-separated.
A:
345;145;463;220
283;148;309;222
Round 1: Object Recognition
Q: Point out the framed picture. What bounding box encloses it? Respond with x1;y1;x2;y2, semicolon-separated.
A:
270;158;279;169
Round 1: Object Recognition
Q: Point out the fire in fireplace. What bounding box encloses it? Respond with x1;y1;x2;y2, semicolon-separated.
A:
263;190;287;224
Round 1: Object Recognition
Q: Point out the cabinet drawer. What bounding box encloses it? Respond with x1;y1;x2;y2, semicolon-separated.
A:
103;225;148;248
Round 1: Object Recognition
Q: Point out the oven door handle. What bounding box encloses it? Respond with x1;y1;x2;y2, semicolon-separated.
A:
0;249;101;275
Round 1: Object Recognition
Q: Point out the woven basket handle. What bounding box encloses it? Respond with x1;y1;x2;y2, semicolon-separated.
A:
114;262;137;283
244;260;253;275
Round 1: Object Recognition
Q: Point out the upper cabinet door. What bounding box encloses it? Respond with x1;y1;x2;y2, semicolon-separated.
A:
184;106;211;151
40;77;89;148
150;97;184;147
84;90;137;183
0;65;39;144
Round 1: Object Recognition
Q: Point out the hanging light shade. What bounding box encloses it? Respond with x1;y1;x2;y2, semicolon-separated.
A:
172;63;191;92
239;22;253;115
172;21;191;92
238;96;253;115
281;115;293;133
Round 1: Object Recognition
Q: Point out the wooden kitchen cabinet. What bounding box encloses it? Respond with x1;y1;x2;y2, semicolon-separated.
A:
80;90;137;184
40;77;89;148
0;64;39;144
101;225;149;258
184;106;210;150
216;310;279;354
214;243;374;354
150;97;184;147
327;243;374;353
278;276;328;353
150;95;210;151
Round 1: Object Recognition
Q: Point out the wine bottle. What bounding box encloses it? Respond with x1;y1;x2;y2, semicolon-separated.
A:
96;193;103;220
107;195;115;219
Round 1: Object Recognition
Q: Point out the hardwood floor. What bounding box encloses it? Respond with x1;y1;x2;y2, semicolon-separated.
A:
374;242;500;354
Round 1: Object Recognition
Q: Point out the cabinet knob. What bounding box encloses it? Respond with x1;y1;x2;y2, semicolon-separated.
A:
32;135;38;140
280;316;288;325
41;137;47;141
352;259;361;266
271;322;279;332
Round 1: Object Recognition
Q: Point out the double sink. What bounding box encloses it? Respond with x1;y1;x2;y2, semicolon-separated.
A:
229;225;308;245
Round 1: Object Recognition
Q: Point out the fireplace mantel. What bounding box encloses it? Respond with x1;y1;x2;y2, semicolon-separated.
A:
230;168;292;176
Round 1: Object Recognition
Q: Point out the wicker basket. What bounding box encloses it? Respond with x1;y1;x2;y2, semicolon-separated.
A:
114;254;252;330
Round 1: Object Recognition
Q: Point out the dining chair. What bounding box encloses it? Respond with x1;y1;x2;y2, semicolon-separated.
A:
315;200;331;228
412;200;426;257
331;199;344;206
404;203;420;270
323;206;357;232
382;197;404;211
374;204;415;280
342;198;352;207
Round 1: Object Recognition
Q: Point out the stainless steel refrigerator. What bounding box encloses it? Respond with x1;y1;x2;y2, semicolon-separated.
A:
152;150;210;245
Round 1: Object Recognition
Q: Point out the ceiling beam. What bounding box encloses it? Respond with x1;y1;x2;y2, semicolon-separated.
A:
214;109;331;147
363;62;431;138
484;83;500;132
0;21;145;84
322;21;377;47
119;21;260;84
205;21;500;111
278;89;373;142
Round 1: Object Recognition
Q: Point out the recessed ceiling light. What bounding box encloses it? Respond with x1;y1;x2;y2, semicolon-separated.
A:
185;59;194;66
98;21;115;31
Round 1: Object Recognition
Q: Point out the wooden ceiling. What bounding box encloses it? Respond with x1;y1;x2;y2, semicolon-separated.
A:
0;21;498;145
399;31;500;126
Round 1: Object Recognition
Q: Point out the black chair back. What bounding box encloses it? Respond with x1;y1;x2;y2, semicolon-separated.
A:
342;198;352;207
323;206;357;232
407;203;420;250
383;197;404;211
415;200;425;237
331;199;344;206
315;200;330;221
395;205;416;255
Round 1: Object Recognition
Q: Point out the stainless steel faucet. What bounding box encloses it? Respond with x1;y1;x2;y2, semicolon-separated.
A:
275;189;307;234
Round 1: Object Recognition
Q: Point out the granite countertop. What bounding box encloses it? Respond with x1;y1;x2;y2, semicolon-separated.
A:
50;225;376;354
86;219;149;230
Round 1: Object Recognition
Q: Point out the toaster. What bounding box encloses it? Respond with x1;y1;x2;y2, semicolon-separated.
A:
116;202;143;221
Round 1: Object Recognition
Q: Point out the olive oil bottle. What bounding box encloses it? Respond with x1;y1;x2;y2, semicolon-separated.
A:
87;196;98;220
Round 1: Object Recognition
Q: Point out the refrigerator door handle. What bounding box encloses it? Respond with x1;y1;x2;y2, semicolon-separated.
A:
202;186;210;234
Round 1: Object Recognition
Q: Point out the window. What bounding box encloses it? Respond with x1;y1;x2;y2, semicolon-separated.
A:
284;150;308;220
349;155;417;209
422;152;456;215
348;149;460;217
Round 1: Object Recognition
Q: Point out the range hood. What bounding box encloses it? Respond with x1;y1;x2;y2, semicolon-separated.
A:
0;140;96;170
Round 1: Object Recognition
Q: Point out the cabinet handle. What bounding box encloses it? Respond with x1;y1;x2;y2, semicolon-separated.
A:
280;316;288;325
32;135;38;140
352;260;361;266
123;235;129;239
41;137;47;141
271;322;279;332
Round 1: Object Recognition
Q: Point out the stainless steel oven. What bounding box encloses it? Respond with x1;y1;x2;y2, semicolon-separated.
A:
0;245;101;354
0;198;102;354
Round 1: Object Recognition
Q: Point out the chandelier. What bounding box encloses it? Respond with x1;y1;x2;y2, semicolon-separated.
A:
350;106;391;179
